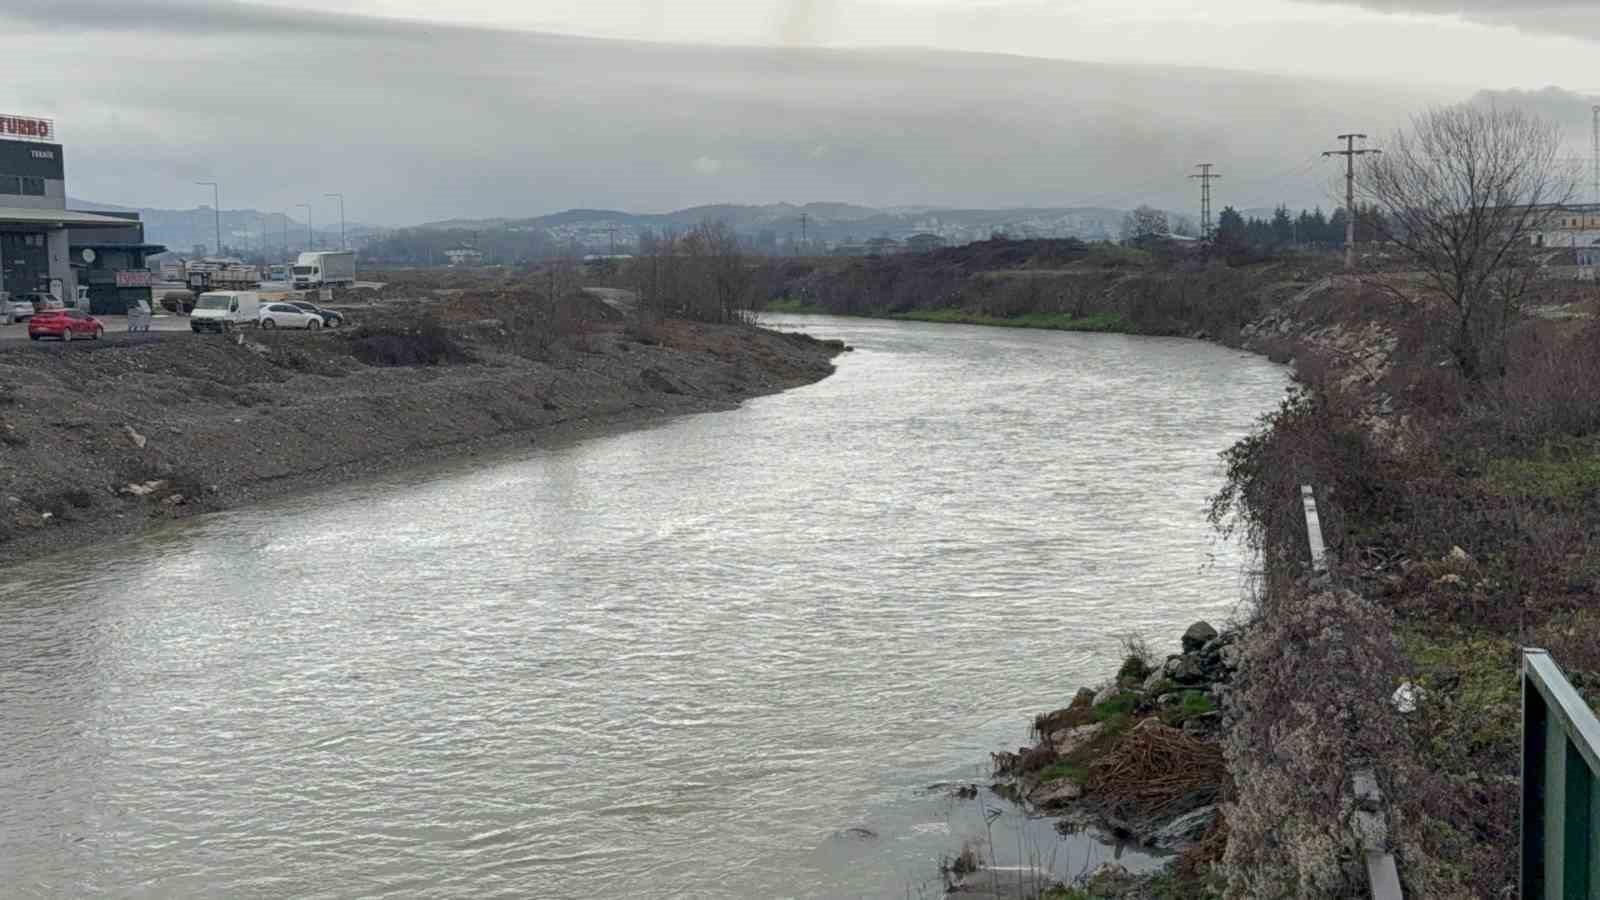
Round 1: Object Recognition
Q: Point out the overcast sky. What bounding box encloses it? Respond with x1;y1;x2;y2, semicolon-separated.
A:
3;0;1596;224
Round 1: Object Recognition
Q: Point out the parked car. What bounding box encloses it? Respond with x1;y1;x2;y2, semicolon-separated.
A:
0;291;31;323
28;309;104;342
20;292;61;315
288;301;345;327
258;302;323;330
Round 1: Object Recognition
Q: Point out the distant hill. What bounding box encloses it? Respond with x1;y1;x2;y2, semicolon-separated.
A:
410;202;1143;253
68;197;372;258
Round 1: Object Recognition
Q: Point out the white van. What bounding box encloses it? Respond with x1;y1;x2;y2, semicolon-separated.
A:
190;290;260;334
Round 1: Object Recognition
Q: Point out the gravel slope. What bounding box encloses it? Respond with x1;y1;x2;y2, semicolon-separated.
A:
0;318;843;564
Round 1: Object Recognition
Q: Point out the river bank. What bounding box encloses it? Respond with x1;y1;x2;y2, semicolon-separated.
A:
0;296;845;565
907;244;1599;896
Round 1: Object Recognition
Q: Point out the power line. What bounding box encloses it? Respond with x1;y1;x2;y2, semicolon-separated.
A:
1324;133;1381;271
1189;164;1221;240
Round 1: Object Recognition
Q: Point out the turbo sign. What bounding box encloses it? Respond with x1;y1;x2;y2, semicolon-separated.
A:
0;115;54;141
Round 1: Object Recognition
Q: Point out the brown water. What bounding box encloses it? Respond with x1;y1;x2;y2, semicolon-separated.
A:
0;315;1288;898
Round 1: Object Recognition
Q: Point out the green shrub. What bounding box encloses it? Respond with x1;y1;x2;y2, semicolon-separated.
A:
1091;692;1139;722
1117;654;1153;683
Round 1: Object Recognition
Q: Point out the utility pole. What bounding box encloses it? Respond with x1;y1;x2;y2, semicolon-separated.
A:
196;181;220;256
1324;133;1381;271
1591;105;1599;207
1189;164;1221;240
325;192;345;250
297;203;312;252
607;224;618;255
800;212;808;254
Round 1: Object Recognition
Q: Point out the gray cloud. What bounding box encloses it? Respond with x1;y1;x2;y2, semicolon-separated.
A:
0;0;453;38
3;0;1462;224
1294;0;1600;42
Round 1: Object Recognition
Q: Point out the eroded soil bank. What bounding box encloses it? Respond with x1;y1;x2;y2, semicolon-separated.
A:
0;299;843;565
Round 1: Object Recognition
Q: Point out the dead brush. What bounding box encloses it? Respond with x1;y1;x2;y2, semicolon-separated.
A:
1090;721;1226;820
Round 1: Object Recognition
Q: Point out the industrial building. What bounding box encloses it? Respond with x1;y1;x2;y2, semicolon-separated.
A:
0;114;162;311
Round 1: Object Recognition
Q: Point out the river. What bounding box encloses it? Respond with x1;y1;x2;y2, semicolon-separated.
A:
0;314;1288;898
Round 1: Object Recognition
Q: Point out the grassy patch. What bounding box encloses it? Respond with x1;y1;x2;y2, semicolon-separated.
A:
1161;690;1217;727
1036;761;1089;785
1180;690;1215;717
1482;452;1600;499
1401;631;1521;755
887;308;1129;332
1090;692;1139;722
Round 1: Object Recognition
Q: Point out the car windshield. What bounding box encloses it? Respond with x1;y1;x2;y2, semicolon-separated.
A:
292;266;313;275
196;295;231;310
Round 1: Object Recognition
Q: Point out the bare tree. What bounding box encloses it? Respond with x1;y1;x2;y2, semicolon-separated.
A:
1354;104;1575;380
1120;205;1170;246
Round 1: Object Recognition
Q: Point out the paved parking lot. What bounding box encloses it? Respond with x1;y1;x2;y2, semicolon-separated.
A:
0;313;196;342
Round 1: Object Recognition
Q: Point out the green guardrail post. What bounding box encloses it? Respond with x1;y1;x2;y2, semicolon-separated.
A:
1521;648;1600;899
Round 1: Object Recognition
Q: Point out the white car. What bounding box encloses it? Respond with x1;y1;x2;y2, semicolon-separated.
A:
258;302;324;330
2;292;38;322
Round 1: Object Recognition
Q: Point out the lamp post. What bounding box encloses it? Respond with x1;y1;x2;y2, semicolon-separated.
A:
324;192;345;250
297;203;312;252
196;181;220;256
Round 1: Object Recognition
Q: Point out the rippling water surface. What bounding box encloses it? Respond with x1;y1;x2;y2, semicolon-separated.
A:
0;315;1287;898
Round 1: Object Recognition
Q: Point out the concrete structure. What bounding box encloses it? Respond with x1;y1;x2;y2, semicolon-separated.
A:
69;213;166;315
1531;203;1600;251
444;245;484;266
0;114;156;304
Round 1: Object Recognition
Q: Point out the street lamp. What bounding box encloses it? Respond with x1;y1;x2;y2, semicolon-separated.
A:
325;192;346;250
296;203;312;251
196;181;220;256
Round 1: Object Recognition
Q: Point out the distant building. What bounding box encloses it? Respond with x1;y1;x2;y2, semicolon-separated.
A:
905;233;946;254
1532;203;1600;250
68;212;167;314
444;245;484;266
864;237;902;255
0;112;158;306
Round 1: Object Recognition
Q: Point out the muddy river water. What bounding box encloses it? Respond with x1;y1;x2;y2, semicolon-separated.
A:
0;314;1288;898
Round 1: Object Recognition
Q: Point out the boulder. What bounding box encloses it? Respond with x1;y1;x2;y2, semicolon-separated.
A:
1149;805;1219;850
1092;685;1120;707
1164;654;1207;685
1029;779;1083;808
121;424;147;449
1182;621;1219;653
1050;722;1104;756
1068;686;1096;710
1141;669;1167;693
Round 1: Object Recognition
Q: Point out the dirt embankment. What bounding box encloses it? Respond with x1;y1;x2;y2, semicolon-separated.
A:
0;303;844;564
949;262;1600;898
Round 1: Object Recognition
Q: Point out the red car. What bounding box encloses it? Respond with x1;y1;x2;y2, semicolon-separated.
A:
28;309;105;342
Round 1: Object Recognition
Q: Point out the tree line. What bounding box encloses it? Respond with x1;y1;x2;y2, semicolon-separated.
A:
1121;203;1384;253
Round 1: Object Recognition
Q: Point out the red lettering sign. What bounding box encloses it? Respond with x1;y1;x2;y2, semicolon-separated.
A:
0;114;54;142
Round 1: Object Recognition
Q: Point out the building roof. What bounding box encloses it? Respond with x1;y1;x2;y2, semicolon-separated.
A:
0;206;151;228
69;241;167;253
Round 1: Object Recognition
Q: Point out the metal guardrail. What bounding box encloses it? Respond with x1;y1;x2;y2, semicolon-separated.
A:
1521;648;1600;899
1301;485;1402;898
1301;484;1328;576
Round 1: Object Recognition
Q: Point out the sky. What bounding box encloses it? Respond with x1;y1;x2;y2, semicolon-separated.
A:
2;0;1597;225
